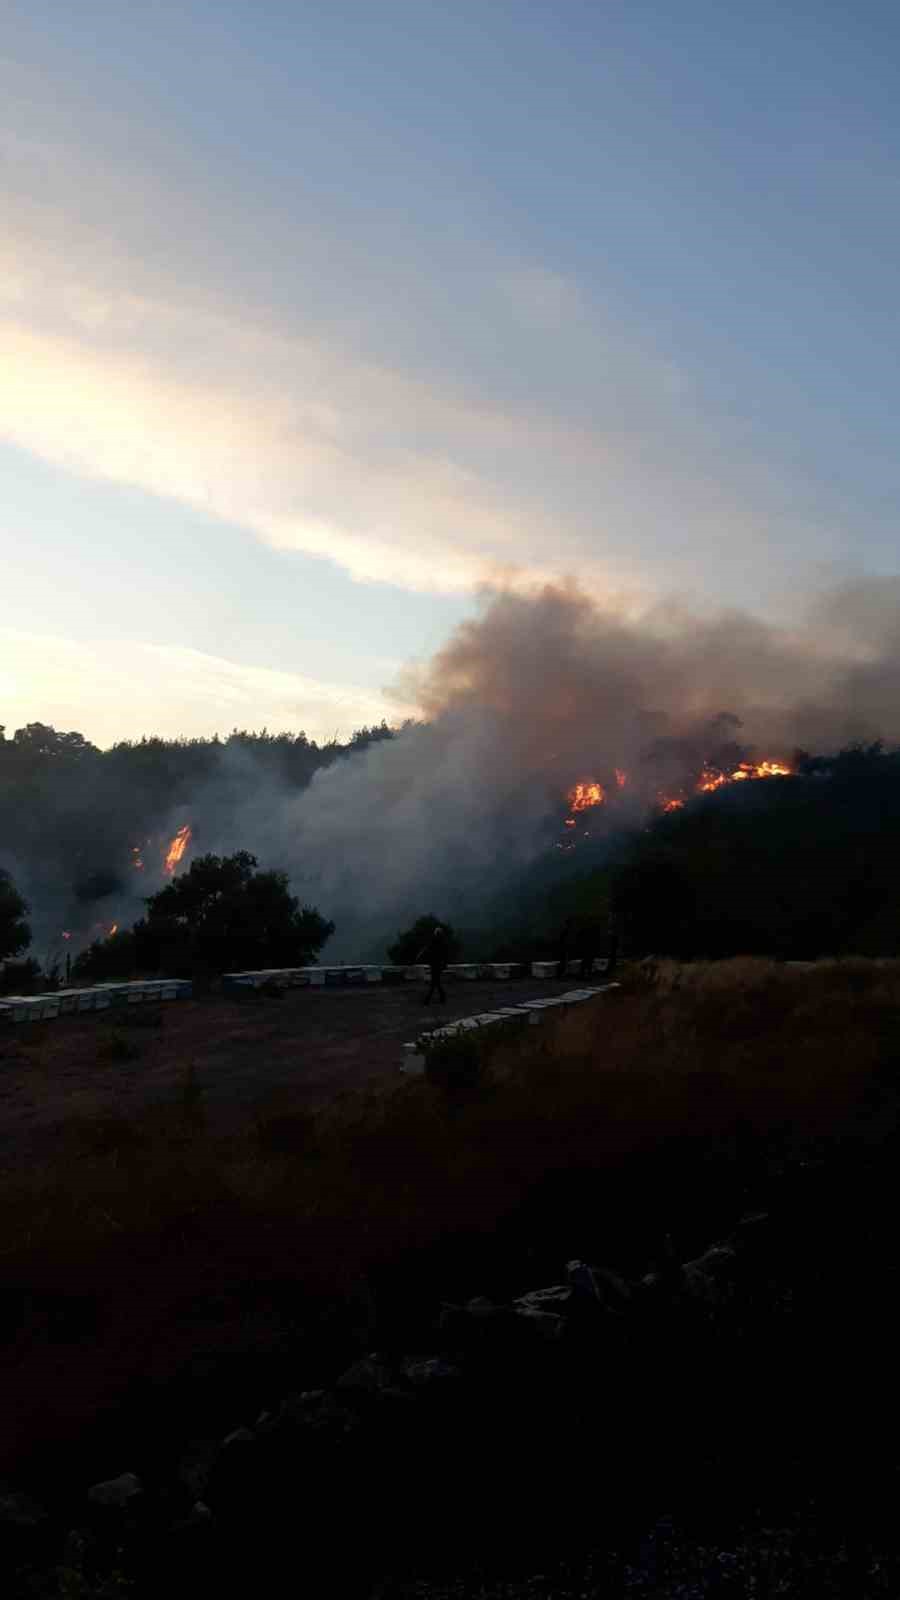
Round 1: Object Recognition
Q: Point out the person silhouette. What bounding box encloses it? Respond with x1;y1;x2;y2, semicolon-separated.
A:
422;924;448;1004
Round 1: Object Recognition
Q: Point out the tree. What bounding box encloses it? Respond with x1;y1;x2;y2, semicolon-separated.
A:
72;929;139;984
388;914;461;966
611;746;900;960
0;868;31;963
136;851;334;977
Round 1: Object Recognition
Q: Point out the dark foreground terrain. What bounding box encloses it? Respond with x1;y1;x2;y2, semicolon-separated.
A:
2;959;899;1595
0;976;565;1165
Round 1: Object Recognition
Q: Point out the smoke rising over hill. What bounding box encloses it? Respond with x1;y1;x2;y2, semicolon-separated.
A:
4;578;900;962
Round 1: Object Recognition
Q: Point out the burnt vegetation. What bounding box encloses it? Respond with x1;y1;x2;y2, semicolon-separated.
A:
5;722;900;982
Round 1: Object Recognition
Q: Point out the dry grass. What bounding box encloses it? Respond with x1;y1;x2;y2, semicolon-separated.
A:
2;957;899;1475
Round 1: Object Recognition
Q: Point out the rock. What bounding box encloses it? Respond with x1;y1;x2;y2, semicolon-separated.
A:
336;1355;393;1392
638;1270;663;1292
0;1490;47;1528
279;1389;358;1437
514;1285;572;1314
402;1356;463;1386
88;1472;143;1509
222;1426;255;1447
466;1295;501;1318
177;1440;220;1502
567;1259;631;1311
167;1500;216;1568
682;1243;738;1303
170;1500;214;1534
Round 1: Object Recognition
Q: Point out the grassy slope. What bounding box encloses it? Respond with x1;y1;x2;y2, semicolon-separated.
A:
2;957;899;1484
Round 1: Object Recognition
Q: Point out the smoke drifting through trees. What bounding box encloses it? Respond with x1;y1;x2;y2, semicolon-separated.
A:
3;579;900;962
242;579;900;955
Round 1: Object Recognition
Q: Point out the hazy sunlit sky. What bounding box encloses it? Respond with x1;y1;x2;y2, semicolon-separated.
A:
3;0;899;745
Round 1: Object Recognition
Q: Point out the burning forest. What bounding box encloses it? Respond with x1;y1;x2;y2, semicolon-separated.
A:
3;578;900;962
558;756;795;847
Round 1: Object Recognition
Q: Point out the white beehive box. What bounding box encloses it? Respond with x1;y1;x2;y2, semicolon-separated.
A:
531;961;558;979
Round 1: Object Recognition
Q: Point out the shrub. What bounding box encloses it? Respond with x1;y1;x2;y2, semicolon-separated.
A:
388;914;461;966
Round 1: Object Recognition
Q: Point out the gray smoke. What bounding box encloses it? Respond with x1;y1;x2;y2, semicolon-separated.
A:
189;577;900;959
6;577;899;964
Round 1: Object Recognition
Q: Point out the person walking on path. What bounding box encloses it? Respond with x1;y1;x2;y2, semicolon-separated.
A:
557;917;574;980
420;923;448;1004
579;919;597;980
606;911;620;980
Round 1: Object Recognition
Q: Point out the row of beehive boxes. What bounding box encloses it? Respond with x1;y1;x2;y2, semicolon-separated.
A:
417;986;609;1043
223;958;609;991
0;979;193;1023
401;986;612;1071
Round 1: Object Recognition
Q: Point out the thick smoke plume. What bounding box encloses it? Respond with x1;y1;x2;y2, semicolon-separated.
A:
201;578;900;957
5;578;900;962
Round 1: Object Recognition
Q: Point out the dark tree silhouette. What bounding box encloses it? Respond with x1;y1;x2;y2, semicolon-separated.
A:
612;744;900;959
0;867;31;964
388;914;461;966
84;851;333;980
75;852;334;981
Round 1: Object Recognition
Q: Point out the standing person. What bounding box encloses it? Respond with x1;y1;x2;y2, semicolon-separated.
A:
557;917;574;980
579;919;597;980
422;923;448;1004
606;911;620;980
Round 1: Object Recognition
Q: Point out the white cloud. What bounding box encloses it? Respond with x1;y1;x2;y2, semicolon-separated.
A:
0;129;850;610
0;629;410;747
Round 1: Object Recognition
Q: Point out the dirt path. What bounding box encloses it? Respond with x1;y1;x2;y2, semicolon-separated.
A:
0;978;566;1162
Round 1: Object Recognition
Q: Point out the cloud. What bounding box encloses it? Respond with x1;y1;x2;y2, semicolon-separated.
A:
0;629;409;747
0;129;852;607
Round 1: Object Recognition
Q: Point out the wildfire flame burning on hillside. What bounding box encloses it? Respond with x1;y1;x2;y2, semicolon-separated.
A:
562;756;794;841
657;757;793;812
164;825;192;875
697;759;792;793
569;780;606;812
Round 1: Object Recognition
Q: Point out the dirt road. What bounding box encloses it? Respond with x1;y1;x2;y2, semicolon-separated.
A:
0;978;566;1162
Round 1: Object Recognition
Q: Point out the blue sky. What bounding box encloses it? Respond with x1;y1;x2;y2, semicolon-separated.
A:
2;0;899;743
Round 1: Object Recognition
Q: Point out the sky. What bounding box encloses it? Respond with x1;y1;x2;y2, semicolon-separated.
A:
3;0;900;746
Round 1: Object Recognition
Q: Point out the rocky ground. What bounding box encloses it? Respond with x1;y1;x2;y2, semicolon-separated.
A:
4;1144;898;1597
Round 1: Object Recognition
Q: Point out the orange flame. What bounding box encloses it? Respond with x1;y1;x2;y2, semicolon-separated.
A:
657;758;792;813
132;845;145;871
615;768;628;789
698;759;791;793
108;923;118;937
569;780;606;812
730;759;792;781
164;824;192;875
